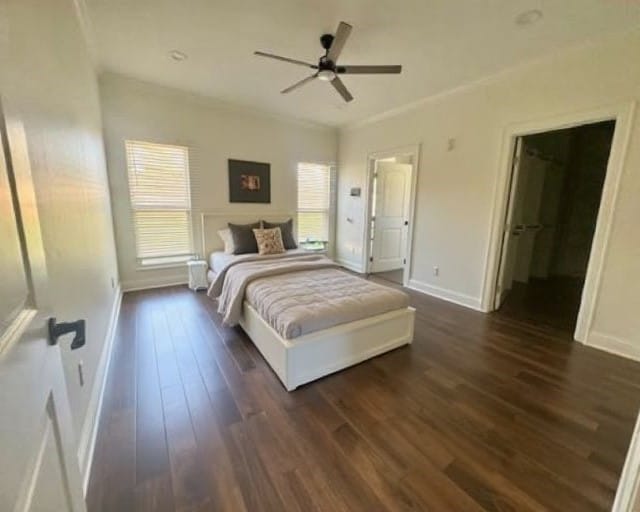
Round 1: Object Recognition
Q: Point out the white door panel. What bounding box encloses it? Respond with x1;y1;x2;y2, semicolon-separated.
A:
0;105;85;511
371;162;412;273
382;172;406;217
28;394;77;512
380;229;403;260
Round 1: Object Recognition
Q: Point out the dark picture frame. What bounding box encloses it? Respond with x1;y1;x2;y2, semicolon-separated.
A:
228;159;271;203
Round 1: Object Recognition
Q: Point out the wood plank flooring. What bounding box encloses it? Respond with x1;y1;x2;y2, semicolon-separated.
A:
499;276;585;333
372;269;404;285
86;281;640;511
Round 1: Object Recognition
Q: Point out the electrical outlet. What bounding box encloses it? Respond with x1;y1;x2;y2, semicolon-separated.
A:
78;361;85;387
433;266;439;277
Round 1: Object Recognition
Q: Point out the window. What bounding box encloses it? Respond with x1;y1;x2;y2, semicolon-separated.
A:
125;140;192;266
296;162;333;245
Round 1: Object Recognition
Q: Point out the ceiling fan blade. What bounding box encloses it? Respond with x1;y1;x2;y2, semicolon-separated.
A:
331;76;353;102
337;65;402;74
254;51;318;69
326;21;352;62
281;74;318;94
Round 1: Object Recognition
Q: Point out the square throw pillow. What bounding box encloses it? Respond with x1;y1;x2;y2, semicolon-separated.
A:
217;228;235;254
253;227;285;256
262;218;297;250
228;222;261;254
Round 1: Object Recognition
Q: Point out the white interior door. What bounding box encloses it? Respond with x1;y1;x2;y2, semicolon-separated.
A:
512;152;547;283
0;111;86;511
370;162;412;273
494;138;525;309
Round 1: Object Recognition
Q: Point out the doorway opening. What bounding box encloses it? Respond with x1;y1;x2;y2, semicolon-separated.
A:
365;147;418;286
494;120;615;335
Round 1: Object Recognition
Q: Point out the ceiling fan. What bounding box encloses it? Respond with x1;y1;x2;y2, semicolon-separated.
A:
254;21;402;102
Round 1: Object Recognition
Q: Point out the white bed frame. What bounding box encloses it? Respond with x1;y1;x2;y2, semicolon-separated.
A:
201;210;415;390
239;302;415;391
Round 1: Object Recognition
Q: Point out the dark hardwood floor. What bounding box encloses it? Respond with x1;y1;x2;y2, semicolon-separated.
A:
372;269;404;285
498;276;586;334
86;281;640;512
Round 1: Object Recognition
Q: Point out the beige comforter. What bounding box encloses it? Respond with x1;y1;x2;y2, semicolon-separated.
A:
209;254;339;326
208;253;410;339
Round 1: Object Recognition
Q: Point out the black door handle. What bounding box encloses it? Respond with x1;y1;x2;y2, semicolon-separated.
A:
48;318;86;350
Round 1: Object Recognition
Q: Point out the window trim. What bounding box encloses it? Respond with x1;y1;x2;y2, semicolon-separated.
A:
136;254;193;270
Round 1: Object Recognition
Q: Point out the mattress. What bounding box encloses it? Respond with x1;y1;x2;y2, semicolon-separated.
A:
209;251;235;274
244;267;410;339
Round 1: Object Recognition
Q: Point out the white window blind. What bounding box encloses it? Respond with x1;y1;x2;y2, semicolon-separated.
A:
297;162;332;242
125;140;193;264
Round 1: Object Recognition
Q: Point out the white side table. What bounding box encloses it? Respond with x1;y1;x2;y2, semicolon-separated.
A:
299;241;328;255
187;260;208;291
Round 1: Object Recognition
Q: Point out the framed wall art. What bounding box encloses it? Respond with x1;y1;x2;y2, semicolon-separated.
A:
228;159;271;203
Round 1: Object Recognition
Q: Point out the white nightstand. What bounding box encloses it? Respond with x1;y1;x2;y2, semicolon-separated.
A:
187;259;208;291
299;241;328;254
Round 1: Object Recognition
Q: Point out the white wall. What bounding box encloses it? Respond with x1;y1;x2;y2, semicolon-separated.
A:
100;73;337;291
337;29;640;359
2;0;120;476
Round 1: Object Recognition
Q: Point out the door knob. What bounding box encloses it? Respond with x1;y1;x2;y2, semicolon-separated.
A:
48;318;86;350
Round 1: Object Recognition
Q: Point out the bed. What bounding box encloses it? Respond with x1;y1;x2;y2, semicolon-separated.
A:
207;251;415;391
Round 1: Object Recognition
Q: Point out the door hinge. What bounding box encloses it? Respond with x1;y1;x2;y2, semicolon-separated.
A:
369;256;373;262
403;258;406;264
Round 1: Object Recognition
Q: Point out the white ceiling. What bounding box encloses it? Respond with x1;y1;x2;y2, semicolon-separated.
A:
85;0;640;126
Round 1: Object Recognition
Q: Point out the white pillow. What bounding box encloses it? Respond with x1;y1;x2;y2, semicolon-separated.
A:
217;228;235;254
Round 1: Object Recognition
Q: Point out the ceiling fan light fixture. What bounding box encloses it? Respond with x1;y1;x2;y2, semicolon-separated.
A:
254;21;402;102
317;69;336;81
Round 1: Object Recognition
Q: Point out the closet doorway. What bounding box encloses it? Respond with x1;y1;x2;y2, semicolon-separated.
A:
365;146;419;286
494;120;615;334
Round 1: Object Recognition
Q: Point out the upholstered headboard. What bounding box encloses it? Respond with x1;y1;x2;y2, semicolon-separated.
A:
198;210;296;258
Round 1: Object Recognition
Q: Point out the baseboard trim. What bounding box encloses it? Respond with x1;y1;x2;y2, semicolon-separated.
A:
407;279;483;311
613;410;640;511
336;258;365;274
586;331;640;362
78;284;122;496
122;278;188;292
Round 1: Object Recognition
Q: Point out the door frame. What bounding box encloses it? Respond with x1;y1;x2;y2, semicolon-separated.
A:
481;101;636;343
612;410;640;512
363;144;420;286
